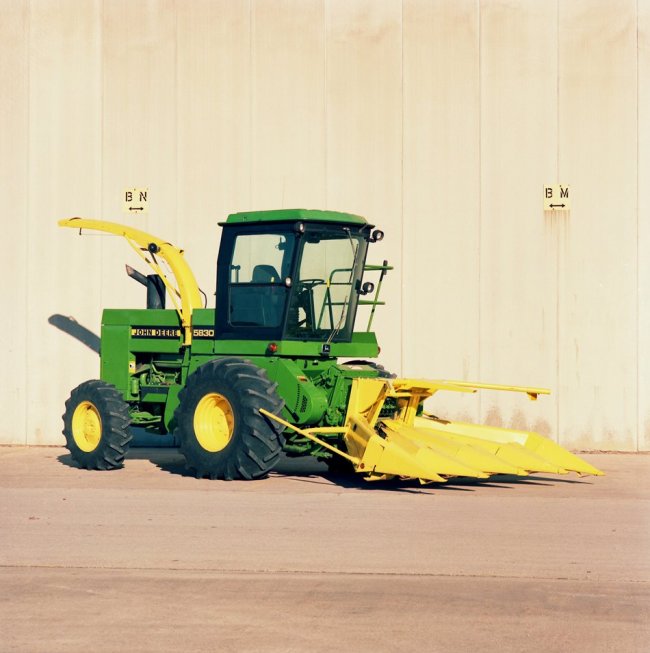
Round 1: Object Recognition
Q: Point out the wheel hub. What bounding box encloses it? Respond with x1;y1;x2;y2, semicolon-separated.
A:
71;401;102;452
193;393;235;452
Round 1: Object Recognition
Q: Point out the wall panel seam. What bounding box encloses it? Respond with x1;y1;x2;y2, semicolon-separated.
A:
556;0;561;444
24;0;32;445
477;0;482;420
174;0;179;241
324;0;328;208
400;0;404;376
249;0;254;208
636;0;640;451
100;0;106;309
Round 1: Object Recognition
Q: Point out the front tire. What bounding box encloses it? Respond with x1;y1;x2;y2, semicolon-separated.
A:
62;380;132;470
174;358;285;480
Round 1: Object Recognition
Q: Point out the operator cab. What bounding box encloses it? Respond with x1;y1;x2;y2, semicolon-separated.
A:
215;209;378;343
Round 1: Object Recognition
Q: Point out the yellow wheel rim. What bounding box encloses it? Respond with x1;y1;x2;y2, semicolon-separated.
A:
193;393;235;452
71;401;102;452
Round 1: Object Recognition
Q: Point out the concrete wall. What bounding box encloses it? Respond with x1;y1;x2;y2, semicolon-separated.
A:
0;0;647;451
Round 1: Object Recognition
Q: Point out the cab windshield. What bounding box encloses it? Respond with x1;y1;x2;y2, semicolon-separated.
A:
286;229;365;341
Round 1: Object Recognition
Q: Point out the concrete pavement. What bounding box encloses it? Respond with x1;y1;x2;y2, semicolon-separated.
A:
1;447;648;652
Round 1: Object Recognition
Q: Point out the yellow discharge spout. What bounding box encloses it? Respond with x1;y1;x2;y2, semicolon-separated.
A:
59;218;202;345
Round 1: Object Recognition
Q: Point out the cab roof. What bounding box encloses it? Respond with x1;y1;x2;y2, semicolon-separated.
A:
222;209;367;226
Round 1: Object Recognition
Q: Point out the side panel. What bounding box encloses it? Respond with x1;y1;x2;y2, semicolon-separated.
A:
101;309;184;398
213;333;379;359
264;358;329;426
100;325;132;397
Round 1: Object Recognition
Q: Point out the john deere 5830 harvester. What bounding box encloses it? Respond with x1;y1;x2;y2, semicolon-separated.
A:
58;210;602;483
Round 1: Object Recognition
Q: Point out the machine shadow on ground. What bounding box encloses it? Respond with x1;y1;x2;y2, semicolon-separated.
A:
56;448;592;493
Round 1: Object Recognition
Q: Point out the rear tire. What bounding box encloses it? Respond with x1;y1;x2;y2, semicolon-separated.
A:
62;380;132;470
174;358;285;480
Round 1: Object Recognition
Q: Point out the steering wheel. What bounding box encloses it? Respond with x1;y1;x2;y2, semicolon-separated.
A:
297;278;326;288
294;279;325;327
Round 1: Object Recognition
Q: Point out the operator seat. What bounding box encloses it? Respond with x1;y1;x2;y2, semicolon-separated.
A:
252;264;280;284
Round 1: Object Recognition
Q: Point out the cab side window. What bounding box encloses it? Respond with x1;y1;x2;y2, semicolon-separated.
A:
228;233;294;328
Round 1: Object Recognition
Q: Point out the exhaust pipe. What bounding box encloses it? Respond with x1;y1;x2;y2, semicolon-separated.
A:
125;265;166;309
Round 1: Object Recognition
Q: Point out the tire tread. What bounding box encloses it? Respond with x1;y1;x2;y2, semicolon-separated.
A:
62;380;132;470
174;357;284;480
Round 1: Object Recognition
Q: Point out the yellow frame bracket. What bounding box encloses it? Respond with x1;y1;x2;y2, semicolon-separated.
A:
259;409;357;464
